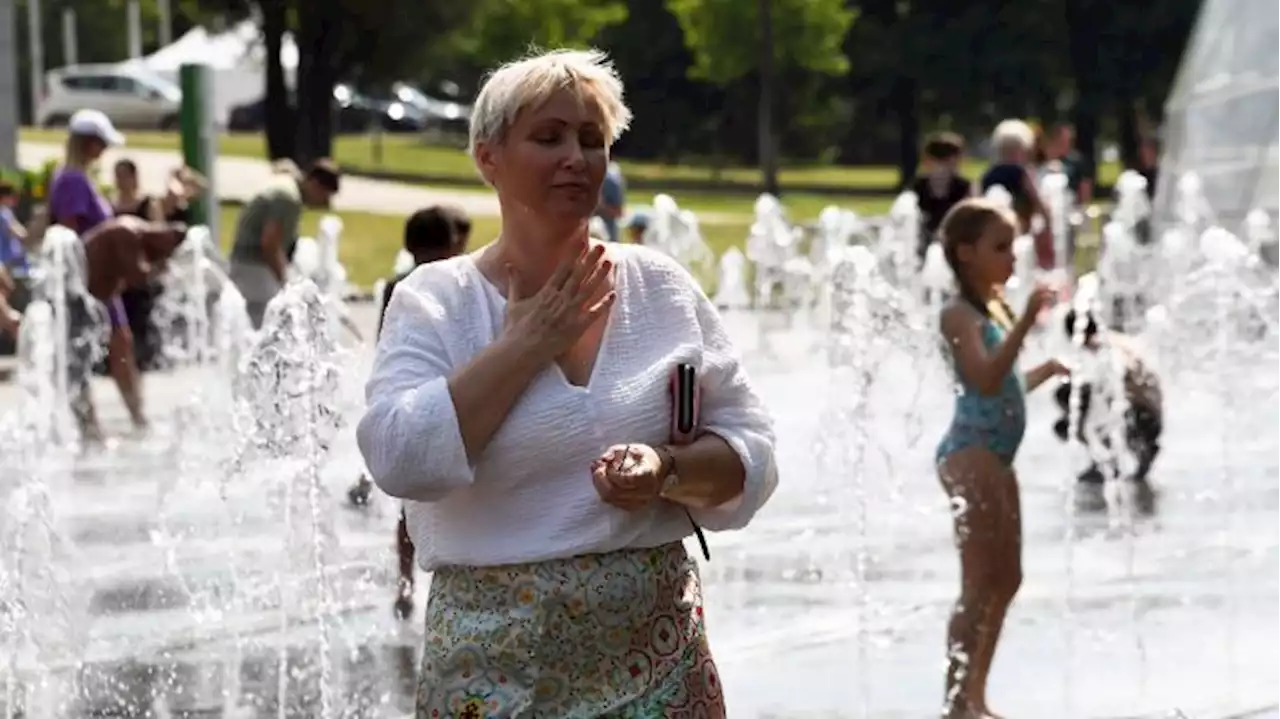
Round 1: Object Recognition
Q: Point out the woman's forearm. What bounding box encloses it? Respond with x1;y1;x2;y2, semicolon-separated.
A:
659;432;746;510
448;333;548;462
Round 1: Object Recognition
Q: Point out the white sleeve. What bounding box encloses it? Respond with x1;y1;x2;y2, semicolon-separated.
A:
687;284;779;531
356;273;474;501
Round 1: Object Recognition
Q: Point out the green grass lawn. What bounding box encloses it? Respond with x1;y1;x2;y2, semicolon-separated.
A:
21;127;1122;191
217;202;1100;295
216;205;753;290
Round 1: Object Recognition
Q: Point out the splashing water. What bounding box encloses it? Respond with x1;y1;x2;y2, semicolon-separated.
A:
225;280;353;719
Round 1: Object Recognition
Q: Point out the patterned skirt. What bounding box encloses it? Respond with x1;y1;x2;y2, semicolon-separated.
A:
416;542;726;718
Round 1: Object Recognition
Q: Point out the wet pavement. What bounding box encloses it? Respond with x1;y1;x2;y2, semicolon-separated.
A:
0;306;1277;718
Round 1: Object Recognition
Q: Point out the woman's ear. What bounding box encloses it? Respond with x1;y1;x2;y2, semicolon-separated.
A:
474;141;500;188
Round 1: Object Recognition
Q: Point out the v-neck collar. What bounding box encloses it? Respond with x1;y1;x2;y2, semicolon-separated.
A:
468;247;626;393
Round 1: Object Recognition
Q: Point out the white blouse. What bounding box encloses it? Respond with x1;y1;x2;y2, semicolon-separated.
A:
356;244;778;569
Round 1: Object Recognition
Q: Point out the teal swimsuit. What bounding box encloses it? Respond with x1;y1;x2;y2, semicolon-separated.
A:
937;316;1027;466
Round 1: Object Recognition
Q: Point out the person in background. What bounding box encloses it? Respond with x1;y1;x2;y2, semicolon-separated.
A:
0;268;19;338
595;160;625;242
158;166;207;224
112;159;162;222
624;206;652;244
347;205;466;620
47;110;153;428
0;182;26;338
113;159;165;371
0;180;29;278
48;110;120;236
981;119;1056;270
1054;308;1162;504
1135;134;1160;202
75;217;187;440
441;204;472;252
1044;123;1093;206
228;159;341;328
911;132;974;264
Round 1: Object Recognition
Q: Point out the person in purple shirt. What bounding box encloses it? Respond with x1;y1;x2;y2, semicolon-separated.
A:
47;109;153;431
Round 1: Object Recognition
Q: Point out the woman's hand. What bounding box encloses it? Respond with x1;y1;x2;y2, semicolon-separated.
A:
592;444;669;511
504;244;615;362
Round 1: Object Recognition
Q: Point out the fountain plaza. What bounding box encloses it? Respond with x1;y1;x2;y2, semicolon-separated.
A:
0;171;1277;718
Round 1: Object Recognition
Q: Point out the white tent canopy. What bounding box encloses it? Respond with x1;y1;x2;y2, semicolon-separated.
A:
119;20;298;126
1154;0;1279;231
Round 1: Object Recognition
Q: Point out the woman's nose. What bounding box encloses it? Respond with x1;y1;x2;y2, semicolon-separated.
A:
561;139;586;169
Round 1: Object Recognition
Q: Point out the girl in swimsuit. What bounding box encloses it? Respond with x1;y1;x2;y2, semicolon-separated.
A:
935;198;1069;719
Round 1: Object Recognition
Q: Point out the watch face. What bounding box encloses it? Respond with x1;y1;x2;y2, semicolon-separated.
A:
660;471;679;496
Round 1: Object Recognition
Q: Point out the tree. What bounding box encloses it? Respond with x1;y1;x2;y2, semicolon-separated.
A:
254;0;476;164
426;0;627;91
664;0;854;191
664;0;854;85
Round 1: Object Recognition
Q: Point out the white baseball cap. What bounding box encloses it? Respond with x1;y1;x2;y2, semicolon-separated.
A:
68;109;126;147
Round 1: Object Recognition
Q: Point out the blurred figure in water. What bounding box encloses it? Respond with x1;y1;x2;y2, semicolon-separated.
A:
346;205;466;620
1053;308;1162;513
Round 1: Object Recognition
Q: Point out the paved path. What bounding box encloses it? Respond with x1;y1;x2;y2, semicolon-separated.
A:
19;141;503;218
18;142;748;223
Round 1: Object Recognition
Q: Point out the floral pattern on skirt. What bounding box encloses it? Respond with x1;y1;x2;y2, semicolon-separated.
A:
416;542;725;718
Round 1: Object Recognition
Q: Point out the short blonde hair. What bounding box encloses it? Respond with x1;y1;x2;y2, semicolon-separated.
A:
991;119;1035;157
468;48;633;158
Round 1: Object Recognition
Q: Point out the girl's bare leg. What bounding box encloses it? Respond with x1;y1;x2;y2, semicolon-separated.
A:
967;462;1022;718
938;447;1022;719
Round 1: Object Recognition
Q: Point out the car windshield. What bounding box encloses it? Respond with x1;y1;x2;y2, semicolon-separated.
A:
134;72;181;100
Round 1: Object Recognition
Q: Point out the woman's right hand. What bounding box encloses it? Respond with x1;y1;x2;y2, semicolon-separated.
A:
503;244;615;361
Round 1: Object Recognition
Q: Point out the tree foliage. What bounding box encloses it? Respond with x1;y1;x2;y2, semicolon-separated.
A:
664;0;856;84
431;0;628;83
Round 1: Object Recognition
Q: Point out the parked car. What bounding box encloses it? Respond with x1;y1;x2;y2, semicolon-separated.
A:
38;64;182;129
391;82;471;137
226;85;428;134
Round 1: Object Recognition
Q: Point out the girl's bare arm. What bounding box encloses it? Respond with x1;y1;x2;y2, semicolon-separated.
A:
941;303;1035;396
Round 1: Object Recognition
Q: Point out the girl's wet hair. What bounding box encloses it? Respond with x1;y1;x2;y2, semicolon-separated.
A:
940;198;1016;319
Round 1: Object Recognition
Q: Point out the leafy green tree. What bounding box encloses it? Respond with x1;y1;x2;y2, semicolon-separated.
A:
664;0;855;85
424;0;628;92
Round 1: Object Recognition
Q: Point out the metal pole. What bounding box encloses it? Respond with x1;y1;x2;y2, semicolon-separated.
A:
61;8;76;67
127;0;142;58
0;0;18;168
27;0;43;127
180;63;217;238
157;0;171;47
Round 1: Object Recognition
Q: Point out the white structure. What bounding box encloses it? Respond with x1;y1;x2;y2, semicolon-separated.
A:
1154;0;1278;230
118;19;299;126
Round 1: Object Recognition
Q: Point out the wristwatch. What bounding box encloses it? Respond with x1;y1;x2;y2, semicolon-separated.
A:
655;444;678;497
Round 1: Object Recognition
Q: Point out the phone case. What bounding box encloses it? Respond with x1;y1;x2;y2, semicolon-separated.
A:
668;363;710;561
669;363;700;446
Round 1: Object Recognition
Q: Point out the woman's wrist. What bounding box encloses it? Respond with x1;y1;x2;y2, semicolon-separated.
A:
654;444;676;495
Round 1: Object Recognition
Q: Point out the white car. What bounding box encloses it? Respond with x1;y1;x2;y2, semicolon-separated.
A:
38;64;182;129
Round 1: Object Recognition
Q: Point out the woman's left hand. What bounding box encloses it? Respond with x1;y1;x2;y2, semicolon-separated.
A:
592;444;667;511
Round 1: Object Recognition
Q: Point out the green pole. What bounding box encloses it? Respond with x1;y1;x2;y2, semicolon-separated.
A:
179;63;217;240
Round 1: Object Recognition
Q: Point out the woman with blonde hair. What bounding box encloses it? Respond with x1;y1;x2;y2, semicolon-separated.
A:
357;48;778;716
980;119;1055;269
47;110;150;431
